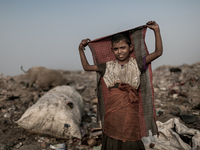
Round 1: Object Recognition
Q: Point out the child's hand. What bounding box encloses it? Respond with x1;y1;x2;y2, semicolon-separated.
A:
79;39;91;50
146;21;160;32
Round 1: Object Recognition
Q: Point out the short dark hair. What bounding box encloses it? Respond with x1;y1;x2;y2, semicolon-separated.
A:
111;32;131;46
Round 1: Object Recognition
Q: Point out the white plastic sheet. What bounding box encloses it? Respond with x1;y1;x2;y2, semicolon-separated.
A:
142;118;200;150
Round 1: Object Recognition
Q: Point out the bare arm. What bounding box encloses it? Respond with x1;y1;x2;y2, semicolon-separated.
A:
79;39;98;71
145;21;163;64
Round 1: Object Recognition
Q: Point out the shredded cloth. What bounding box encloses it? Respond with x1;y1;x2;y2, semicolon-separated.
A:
88;25;158;137
104;82;141;141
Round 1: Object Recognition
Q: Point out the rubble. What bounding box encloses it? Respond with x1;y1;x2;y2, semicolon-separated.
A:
153;62;200;129
0;62;199;149
0;71;98;150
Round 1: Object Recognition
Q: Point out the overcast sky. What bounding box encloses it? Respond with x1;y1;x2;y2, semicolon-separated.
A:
1;0;200;76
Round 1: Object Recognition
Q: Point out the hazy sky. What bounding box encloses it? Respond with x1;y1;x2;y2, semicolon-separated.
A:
1;0;200;76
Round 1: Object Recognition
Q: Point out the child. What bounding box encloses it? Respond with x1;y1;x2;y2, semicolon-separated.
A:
78;21;163;150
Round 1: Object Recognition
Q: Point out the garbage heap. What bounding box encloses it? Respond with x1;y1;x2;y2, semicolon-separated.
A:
0;61;199;150
153;62;200;129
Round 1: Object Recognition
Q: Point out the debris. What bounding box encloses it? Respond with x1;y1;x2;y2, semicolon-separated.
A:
16;86;84;139
89;129;102;138
15;142;23;149
0;62;199;149
179;114;199;124
169;67;182;73
93;146;101;150
38;137;45;142
50;143;66;150
153;63;200;127
3;113;11;118
76;85;86;94
92;98;98;104
156;110;164;116
192;112;199;115
172;94;178;100
40;141;48;149
87;138;97;147
193;104;200;110
149;143;155;148
7;94;20;101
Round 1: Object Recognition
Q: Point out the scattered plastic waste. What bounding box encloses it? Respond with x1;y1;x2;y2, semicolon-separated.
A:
179;114;199;124
3;113;11;118
0;63;200;149
49;143;66;150
15;142;23;149
156;110;164;116
93;146;101;150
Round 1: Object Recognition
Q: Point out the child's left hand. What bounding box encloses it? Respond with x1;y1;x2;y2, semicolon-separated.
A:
145;21;163;64
146;21;160;32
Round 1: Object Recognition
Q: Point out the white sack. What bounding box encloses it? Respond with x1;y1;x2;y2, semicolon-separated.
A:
16;86;83;139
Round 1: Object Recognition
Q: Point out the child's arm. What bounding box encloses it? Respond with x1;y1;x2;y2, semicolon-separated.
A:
145;21;163;64
79;39;99;71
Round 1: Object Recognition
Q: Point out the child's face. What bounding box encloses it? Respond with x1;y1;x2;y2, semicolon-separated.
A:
112;40;133;63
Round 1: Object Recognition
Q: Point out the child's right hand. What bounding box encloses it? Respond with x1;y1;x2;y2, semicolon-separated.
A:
79;39;91;50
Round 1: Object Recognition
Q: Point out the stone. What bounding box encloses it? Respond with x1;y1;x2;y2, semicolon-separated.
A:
15;142;23;149
172;94;179;100
40;141;48;149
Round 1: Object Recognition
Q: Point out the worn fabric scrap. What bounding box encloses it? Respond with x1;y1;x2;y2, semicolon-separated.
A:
103;83;141;141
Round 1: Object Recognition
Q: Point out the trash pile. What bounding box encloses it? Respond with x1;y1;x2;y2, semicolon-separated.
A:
0;62;200;150
0;71;101;150
153;62;200;129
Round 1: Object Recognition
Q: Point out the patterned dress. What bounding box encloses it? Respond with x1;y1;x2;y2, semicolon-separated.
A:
97;57;148;150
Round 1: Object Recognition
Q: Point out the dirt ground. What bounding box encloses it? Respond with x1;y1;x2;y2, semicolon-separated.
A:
0;62;200;150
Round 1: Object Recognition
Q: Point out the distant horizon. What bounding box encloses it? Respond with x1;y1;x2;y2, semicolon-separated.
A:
1;1;200;76
2;60;199;77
